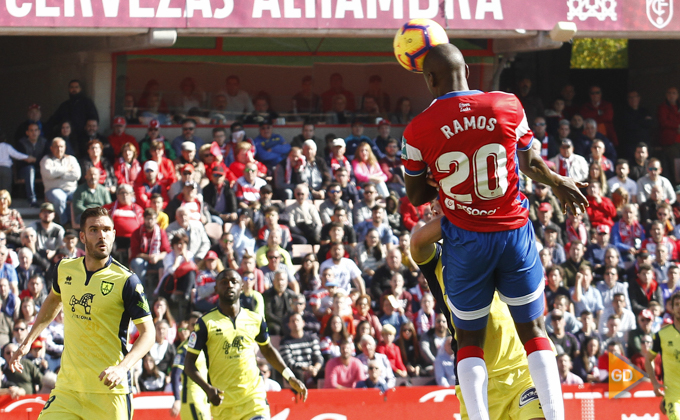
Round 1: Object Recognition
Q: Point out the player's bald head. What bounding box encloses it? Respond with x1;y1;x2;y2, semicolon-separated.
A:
422;43;469;97
423;43;466;75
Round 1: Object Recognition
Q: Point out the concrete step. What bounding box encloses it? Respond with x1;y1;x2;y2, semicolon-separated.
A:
12;198;41;226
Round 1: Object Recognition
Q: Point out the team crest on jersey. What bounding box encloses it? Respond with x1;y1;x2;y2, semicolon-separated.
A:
518;387;538;407
101;281;114;296
459;103;471;112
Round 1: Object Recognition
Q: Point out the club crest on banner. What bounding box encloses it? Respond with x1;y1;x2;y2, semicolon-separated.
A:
567;0;618;21
647;0;673;28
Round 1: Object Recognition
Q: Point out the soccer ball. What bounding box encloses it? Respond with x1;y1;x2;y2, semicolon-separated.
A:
393;19;450;73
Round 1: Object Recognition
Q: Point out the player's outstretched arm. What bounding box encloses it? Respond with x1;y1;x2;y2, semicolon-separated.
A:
99;318;155;390
10;290;62;373
518;147;589;215
645;350;664;397
410;214;443;264
405;171;439;207
184;351;223;406
260;341;308;401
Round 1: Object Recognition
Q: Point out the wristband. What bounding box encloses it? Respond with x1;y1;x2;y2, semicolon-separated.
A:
282;367;294;381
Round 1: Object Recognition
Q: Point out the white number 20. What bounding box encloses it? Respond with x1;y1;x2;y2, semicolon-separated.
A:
435;143;508;204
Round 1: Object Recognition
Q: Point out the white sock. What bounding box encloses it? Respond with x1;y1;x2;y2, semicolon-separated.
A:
527;350;565;420
457;357;490;420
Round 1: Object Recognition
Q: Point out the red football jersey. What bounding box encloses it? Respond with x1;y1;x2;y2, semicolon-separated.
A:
402;90;534;232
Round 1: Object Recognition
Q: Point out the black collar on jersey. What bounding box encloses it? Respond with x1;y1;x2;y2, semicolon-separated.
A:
437;90;483;100
83;256;113;286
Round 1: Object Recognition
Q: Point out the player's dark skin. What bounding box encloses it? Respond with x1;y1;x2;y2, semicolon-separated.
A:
404;43;589;354
183;269;308;406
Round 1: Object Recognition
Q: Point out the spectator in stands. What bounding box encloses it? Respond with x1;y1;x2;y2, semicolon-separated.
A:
210;127;233;167
263;270;296;336
229;209;256;262
324;337;365;389
40;137;81;225
629;264;662;315
356;358;389;392
130;207;170;288
0;277;16;319
14;103;44;141
159;233;195;322
46;79;98;155
379;295;409;335
658;87;680;176
626;142;648;184
586;182;616;230
61;229;84;260
166;207;210;261
357;333;395;388
548;308;580;360
556;354;583;385
320;312;350;362
611;204;644;263
328;138;352;176
389;97;414;124
661;265;680;306
352;293;381;335
149;319;176;377
572;336;601;383
261;248;298;293
30;203;63;257
653;246;672;284
543;226;566;266
16;248;42;293
608;159;637;201
292;76;321;119
242;95;279;125
104;184;143;251
138;120;172;161
136;161;169;210
286;294;320;337
11;318;28;345
379;138;405;197
201;166;237;226
138;353;165;392
627;309;655;358
377;324;407;378
585;225;618;270
619;90;652;155
373;120;395;156
325;94;353;125
255;228;292;269
81;119;112;160
279;313;324;385
73;166;112;223
0;249;19;296
80;139;116;195
320;184;351;225
640;186;666;232
637;158;675;204
274;147;306;200
353;184;384;227
533;116;559;161
254;120;290;170
14;123;45;207
147;139;177;185
230;141;267;180
561;241;590;288
419;313;448;368
533;202;563;245
168;163;201;203
432;335;455;387
301;140;330;200
599;289;636;333
356;205;396;246
319;243;364;295
571;266;604;322
380;272;413;319
113;142;141;187
516;77;543;124
345;121;377;160
371;247;417;299
165;181;209;226
174;143;209;189
334;167;359;205
257;206;293;250
2;342;41;394
641;221;676;261
286;184;322;244
580;85;616;143
353;142;388;198
210;231;239;272
322;73;355;112
171;118;203;158
19;274;47;308
597;256;631;303
357;95;385;124
0;191;24;249
545;266;570;310
222;75;253;119
549;139;588;182
236;162;267;209
355;229;387;280
107;116;138;158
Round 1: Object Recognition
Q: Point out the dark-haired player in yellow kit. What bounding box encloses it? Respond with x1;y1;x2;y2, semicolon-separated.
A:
8;206;155;420
170;311;211;420
411;206;546;420
184;269;308;420
646;291;680;420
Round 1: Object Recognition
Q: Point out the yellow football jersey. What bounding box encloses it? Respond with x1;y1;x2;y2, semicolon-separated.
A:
173;340;209;406
51;257;152;394
187;307;270;408
418;243;527;378
650;323;680;402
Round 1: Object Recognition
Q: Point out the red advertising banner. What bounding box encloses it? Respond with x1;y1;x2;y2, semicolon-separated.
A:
0;384;665;420
0;0;675;33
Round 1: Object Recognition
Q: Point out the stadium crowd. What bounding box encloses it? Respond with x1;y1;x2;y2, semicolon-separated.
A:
0;75;679;398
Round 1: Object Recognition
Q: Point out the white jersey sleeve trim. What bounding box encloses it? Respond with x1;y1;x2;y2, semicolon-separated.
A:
404;143;423;162
515;112;530;144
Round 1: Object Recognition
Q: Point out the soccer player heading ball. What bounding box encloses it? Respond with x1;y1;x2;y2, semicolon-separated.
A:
402;43;588;420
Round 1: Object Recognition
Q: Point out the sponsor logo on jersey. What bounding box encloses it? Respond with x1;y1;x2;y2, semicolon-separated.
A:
518;387;538;407
65;276;72;285
223;336;245;355
445;199;498;216
101;281;114;296
69;293;94;317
